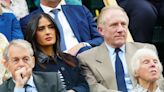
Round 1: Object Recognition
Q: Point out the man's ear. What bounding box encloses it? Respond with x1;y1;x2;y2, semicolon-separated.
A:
2;58;8;69
31;56;35;68
97;27;104;36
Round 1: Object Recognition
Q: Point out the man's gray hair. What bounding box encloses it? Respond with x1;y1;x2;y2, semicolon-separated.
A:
97;6;129;27
3;39;34;61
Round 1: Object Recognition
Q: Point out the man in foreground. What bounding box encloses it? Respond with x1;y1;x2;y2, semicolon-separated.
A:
0;39;65;92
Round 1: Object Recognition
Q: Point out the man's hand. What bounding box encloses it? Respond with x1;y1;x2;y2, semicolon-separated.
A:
67;43;85;56
15;67;29;88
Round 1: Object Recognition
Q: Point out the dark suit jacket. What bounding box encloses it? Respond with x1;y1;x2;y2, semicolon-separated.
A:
34;52;89;92
0;13;23;41
77;42;164;92
20;5;103;48
0;72;65;92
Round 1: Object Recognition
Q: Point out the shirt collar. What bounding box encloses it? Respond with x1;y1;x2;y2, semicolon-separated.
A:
13;75;36;87
105;42;125;55
26;75;36;87
40;3;62;13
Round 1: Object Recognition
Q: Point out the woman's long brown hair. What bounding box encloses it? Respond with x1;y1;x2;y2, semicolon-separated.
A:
26;13;76;68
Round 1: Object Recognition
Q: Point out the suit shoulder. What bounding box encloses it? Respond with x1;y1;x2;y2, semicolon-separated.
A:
1;13;16;19
62;5;83;8
126;42;156;49
2;13;14;16
77;46;99;58
20;9;42;22
33;71;60;83
33;71;58;77
62;5;88;11
0;78;13;89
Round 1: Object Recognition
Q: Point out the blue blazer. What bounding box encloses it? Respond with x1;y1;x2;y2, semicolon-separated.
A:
20;5;103;48
0;13;23;41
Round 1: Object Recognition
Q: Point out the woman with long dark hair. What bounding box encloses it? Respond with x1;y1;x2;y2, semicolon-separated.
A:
25;13;89;92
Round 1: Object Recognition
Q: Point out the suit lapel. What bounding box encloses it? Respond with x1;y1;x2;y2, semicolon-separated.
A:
8;79;15;92
33;74;49;92
94;43;117;89
125;42;137;86
61;5;81;42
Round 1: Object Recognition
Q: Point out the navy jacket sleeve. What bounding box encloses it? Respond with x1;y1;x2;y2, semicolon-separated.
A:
81;5;103;46
57;55;89;92
70;57;89;92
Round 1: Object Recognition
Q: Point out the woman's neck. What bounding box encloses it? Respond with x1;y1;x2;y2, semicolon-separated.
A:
139;79;158;92
39;46;54;56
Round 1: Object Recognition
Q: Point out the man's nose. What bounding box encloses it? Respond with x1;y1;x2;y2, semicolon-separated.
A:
18;59;26;66
117;24;124;32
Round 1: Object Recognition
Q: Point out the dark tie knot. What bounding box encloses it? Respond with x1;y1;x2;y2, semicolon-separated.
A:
24;84;31;88
115;48;121;53
51;9;60;14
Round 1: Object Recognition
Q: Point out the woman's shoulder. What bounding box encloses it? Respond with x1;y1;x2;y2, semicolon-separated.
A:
57;53;79;67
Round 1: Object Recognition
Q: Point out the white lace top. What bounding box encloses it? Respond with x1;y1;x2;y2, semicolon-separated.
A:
131;84;163;92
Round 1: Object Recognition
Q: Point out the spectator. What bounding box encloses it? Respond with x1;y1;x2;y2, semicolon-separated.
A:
9;0;29;20
130;48;164;92
117;0;164;43
0;39;65;92
77;6;164;92
25;13;89;92
20;0;103;56
0;0;29;20
0;2;24;41
0;33;10;84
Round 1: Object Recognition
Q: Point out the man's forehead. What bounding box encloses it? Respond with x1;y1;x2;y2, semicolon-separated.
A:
108;9;126;17
9;46;30;57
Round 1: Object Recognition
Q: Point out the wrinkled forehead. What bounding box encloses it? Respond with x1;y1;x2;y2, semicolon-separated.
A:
8;45;30;57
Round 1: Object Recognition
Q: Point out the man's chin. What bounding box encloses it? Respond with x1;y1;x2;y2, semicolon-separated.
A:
115;41;125;47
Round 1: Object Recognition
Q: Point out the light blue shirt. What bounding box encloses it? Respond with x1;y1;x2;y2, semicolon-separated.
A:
14;75;38;92
105;42;133;91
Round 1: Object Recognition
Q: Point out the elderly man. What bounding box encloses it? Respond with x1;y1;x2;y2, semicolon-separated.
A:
77;6;164;92
0;39;65;92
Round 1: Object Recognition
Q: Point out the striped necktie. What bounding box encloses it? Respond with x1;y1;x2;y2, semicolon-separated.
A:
51;9;66;51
